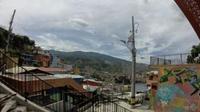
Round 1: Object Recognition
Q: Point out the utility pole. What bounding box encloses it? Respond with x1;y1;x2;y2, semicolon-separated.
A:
131;16;136;99
5;9;16;52
120;16;137;101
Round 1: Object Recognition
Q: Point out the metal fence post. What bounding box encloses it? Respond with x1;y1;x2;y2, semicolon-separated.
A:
115;103;117;112
92;95;94;112
150;56;152;65
164;56;166;65
157;57;159;65
63;91;66;112
24;73;27;100
180;53;183;64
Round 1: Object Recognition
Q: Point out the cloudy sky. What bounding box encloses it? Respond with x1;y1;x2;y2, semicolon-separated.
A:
0;0;199;63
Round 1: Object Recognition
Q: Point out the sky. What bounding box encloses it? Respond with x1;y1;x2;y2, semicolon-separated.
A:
0;0;199;63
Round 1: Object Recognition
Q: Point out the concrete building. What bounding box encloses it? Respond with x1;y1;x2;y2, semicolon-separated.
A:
20;53;37;66
54;74;84;84
83;79;102;92
50;53;64;68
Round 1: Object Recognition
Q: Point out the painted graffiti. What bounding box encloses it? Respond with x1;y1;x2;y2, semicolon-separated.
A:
155;67;200;112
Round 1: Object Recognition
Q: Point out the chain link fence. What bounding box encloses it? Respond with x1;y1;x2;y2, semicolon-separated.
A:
150;53;200;65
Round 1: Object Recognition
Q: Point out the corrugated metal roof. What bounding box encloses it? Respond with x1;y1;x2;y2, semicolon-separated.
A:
38;67;67;72
6;66;71;75
84;79;102;84
53;74;84;79
6;66;37;74
2;75;86;93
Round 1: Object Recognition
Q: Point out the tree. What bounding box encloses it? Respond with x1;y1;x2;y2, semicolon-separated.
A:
0;27;35;54
187;44;200;63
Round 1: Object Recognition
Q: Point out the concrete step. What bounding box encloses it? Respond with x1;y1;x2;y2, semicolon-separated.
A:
0;81;49;112
0;94;15;104
1;100;17;112
0;94;7;99
10;106;27;112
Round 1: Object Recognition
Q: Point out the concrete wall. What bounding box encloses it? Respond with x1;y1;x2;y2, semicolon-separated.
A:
0;82;50;112
151;64;200;112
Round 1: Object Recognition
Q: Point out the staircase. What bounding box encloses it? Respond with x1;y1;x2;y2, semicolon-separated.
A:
0;50;101;112
0;89;38;112
0;50;134;112
0;76;51;112
0;50;65;112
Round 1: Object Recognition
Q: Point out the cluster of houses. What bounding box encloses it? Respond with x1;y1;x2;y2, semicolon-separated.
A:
20;47;60;67
3;47;103;93
6;66;102;92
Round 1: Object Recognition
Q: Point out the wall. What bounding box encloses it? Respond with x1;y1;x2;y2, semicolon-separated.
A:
153;64;200;112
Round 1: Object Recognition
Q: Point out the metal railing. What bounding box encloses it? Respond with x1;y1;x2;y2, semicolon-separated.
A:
0;50;63;111
0;50;134;112
63;91;133;112
150;53;200;65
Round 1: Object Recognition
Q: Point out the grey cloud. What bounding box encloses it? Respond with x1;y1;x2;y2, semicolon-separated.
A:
138;47;148;54
0;0;199;64
145;42;151;46
69;18;89;28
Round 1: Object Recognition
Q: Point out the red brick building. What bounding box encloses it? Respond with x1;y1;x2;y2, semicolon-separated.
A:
33;47;51;67
34;54;51;67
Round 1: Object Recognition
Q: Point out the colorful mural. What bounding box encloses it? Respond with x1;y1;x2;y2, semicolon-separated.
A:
154;68;200;112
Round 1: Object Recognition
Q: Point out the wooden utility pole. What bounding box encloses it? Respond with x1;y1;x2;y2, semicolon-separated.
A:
5;9;16;52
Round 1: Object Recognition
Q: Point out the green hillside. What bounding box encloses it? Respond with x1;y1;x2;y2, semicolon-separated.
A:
0;27;35;54
49;50;149;80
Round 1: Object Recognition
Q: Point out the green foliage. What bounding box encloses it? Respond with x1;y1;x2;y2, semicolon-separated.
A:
0;27;35;54
187;44;200;63
0;28;8;48
50;50;149;81
160;69;176;83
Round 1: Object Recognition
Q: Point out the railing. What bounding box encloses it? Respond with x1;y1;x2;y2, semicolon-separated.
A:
0;50;135;112
63;91;97;112
0;50;63;112
150;53;200;65
63;91;133;112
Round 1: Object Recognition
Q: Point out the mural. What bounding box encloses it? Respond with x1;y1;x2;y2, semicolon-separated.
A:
155;67;200;112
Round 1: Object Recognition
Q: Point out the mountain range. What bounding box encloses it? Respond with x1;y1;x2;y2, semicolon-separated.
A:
49;50;149;80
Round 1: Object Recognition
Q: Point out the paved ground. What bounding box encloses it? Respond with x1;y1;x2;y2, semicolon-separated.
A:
118;101;154;112
85;100;154;112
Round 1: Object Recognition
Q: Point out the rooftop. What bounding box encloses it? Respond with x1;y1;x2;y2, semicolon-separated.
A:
38;67;68;72
54;74;84;79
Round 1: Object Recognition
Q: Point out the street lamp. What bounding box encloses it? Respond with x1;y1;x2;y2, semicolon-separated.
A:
120;16;139;101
